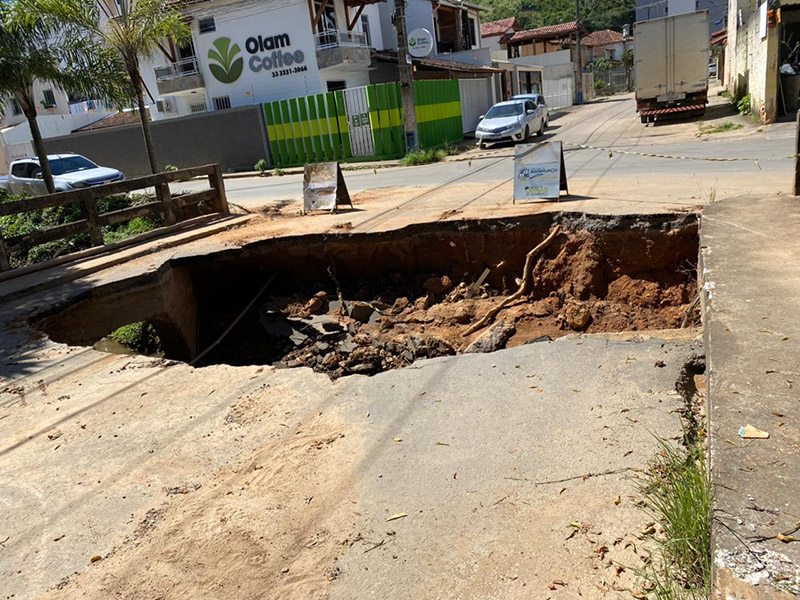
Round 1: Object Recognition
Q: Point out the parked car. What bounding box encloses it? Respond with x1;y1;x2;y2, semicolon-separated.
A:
0;153;124;196
475;99;546;148
708;62;718;78
512;93;549;127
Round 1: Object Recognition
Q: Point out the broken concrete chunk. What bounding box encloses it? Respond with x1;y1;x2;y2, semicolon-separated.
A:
464;321;516;354
349;302;377;324
525;335;553;344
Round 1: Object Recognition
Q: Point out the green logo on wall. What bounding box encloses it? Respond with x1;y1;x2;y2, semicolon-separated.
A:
208;37;243;84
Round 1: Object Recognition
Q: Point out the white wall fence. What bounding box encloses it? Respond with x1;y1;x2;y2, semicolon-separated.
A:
459;78;494;133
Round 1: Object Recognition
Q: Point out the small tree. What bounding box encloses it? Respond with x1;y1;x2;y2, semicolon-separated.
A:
24;0;191;175
621;48;634;92
1;1;128;193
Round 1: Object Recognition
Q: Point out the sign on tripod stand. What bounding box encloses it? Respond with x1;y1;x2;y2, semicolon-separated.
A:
303;162;353;213
513;141;568;203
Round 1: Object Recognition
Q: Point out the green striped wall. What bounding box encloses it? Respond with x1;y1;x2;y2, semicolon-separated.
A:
413;79;463;150
262;79;463;167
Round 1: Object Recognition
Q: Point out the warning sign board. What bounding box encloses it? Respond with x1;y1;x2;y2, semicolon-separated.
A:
303;162;353;213
513;142;568;203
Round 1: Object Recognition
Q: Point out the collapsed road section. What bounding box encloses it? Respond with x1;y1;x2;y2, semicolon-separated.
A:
33;212;699;377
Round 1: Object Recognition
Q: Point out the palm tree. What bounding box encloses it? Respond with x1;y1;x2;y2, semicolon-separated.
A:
23;0;190;174
1;1;129;193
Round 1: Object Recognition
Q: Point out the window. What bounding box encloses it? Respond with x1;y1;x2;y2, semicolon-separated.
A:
361;15;372;46
10;98;22;116
49;156;98;175
468;17;477;48
11;162;33;178
327;80;346;92
42;89;57;109
212;95;231;110
199;17;216;34
314;0;337;31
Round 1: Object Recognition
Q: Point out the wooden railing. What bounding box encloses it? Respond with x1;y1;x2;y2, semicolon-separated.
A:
0;164;228;272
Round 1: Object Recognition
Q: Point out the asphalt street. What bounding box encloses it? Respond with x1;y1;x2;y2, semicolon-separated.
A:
182;92;795;211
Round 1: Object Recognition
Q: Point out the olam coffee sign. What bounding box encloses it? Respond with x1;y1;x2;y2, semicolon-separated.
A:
208;33;307;84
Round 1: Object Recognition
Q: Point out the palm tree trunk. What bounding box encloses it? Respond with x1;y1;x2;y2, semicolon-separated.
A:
132;71;159;174
23;106;55;194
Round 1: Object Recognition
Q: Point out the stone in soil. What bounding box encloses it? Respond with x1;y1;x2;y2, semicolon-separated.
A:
465;321;516;354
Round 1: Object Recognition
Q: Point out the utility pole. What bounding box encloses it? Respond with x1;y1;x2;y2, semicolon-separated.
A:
575;0;584;105
794;108;800;196
395;0;419;151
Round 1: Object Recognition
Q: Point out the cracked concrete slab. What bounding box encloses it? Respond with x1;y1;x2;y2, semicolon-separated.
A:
702;195;800;598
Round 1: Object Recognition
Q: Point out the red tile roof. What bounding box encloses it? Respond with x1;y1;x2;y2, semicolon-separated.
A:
581;29;624;47
480;17;517;38
506;21;579;44
74;111;141;132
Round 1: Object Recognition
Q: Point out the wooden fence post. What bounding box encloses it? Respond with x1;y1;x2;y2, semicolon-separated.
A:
794;109;800;196
0;231;10;271
81;197;105;247
156;182;180;225
208;164;230;215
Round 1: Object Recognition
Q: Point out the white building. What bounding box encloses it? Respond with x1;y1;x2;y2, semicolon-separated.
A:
149;0;388;119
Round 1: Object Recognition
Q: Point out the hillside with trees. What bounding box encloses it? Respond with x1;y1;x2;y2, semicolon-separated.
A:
482;0;635;32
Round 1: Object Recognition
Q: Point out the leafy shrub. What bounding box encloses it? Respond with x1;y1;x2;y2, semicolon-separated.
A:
109;322;161;354
254;158;268;175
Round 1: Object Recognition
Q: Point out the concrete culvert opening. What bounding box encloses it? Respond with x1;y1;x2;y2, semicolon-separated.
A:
35;213;700;378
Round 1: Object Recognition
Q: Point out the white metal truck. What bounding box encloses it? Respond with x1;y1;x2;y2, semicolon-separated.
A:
634;10;710;123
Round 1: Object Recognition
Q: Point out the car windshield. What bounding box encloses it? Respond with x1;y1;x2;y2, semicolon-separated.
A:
485;103;523;119
49;156;98;176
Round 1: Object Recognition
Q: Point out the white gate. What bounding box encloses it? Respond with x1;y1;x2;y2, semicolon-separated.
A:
458;78;493;133
6;141;34;161
542;64;574;110
342;86;375;157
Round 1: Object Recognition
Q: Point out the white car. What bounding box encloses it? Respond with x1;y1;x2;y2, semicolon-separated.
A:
0;153;124;196
512;93;549;127
475;99;546;148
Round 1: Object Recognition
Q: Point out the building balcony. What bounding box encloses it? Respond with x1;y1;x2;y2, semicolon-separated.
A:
154;57;206;95
315;30;371;71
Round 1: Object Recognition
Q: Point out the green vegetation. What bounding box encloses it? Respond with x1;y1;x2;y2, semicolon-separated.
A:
400;142;461;167
109;322;161;354
254;158;268;175
0;192;162;268
400;147;447;166
483;0;634;33
698;121;744;135
634;437;711;599
273;167;286;176
164;164;179;172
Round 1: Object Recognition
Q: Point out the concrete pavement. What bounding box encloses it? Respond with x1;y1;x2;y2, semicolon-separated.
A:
702;195;800;597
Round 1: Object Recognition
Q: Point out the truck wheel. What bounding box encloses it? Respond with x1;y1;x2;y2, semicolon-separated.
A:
640;115;648;124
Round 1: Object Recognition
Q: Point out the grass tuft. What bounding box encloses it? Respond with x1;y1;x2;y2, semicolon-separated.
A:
109;322;161;354
400;148;447;166
633;436;712;599
698;121;744;136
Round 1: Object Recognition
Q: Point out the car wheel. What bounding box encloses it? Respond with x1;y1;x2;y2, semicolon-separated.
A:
479;141;486;149
523;125;530;142
537;119;545;136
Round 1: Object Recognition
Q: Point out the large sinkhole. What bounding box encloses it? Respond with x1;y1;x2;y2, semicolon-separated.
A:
34;213;700;378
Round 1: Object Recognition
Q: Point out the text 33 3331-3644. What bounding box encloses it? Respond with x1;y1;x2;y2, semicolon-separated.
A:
272;65;308;77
